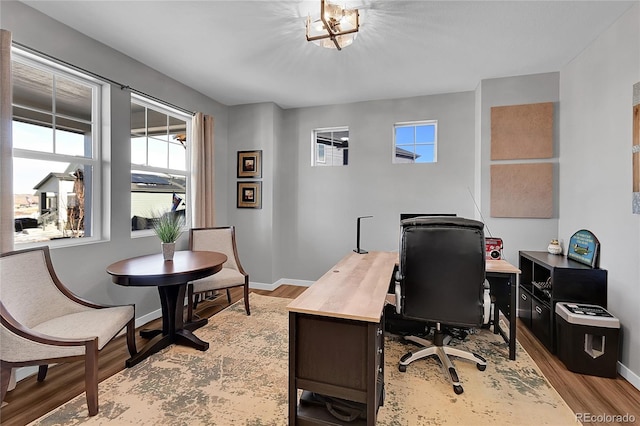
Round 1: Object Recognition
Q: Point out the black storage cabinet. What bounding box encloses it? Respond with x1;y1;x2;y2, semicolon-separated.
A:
555;303;620;378
518;251;607;353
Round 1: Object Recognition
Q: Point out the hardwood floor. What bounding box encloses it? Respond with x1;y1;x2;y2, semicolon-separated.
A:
1;285;639;425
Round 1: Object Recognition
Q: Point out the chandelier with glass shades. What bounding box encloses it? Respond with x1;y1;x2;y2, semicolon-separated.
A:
306;0;360;50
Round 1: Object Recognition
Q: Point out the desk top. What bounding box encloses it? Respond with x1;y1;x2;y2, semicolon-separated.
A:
287;251;397;323
107;250;227;287
486;259;521;274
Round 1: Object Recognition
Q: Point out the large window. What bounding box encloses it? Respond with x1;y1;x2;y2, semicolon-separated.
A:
12;49;103;246
312;127;349;166
130;95;190;233
393;120;437;163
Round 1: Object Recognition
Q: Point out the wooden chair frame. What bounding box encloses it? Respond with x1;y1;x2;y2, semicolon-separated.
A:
0;246;137;416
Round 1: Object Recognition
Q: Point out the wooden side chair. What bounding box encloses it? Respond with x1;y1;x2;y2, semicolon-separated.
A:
0;246;137;416
187;226;250;322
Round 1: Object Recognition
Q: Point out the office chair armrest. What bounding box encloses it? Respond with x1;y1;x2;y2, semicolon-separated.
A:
394;270;403;314
483;279;491;324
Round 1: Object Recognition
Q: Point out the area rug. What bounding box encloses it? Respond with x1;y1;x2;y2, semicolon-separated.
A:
30;294;576;425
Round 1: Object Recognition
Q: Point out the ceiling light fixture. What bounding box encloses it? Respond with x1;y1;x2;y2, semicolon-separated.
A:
306;0;360;51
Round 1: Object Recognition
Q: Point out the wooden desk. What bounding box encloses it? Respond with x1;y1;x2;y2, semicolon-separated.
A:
287;251;397;426
107;250;227;367
486;259;521;360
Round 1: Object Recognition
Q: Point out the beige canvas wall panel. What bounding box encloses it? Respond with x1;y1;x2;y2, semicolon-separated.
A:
491;163;553;218
491;102;554;160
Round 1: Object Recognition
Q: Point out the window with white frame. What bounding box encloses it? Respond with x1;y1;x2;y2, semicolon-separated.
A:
393;120;437;163
312;127;349;166
12;49;104;245
130;95;190;233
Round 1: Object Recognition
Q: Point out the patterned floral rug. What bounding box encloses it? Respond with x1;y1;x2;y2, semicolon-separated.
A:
30;294;576;425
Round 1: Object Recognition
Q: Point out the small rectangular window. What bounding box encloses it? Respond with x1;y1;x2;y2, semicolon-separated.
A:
393;121;437;163
312;127;349;166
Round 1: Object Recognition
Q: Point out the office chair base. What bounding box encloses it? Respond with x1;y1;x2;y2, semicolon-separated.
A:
399;336;487;395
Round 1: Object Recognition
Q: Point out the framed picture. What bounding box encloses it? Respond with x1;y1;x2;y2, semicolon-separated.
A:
237;181;262;209
237;150;262;178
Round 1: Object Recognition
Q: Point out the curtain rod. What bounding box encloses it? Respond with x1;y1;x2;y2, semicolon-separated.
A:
12;41;196;116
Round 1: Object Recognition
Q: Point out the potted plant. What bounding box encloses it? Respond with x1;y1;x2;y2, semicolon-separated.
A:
152;211;184;261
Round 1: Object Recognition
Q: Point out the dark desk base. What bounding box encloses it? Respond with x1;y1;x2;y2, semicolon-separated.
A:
289;313;384;426
126;284;209;368
487;271;517;360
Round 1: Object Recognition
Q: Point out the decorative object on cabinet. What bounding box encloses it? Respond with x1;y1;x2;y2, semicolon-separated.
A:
237;150;262;178
237;181;262;209
632;81;639;214
566;229;600;268
547;239;562;255
518;251;607;353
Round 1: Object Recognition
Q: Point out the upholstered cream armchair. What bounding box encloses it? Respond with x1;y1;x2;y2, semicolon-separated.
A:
0;246;137;416
187;226;250;322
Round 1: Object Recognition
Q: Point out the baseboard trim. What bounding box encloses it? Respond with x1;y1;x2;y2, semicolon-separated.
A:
135;309;162;329
618;361;640;391
250;278;314;291
249;281;280;291
14;366;37;383
272;278;315;288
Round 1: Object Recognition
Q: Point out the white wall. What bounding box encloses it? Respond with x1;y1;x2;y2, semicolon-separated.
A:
559;4;640;384
226;103;278;284
271;92;478;281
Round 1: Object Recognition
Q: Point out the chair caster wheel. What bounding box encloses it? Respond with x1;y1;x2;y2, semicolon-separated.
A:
398;364;407;372
477;363;486;371
453;385;464;395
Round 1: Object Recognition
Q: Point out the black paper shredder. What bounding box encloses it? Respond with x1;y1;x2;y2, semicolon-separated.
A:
555;302;620;378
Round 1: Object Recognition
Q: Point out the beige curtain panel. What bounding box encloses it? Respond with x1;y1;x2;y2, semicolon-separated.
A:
191;112;216;228
1;30;14;255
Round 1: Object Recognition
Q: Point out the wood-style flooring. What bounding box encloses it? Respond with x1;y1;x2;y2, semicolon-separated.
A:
1;285;639;426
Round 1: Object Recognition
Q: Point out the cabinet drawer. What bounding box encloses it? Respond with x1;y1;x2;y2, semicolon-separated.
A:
518;287;532;328
531;297;552;351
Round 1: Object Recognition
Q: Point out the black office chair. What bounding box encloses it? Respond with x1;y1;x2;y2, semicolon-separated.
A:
394;216;487;395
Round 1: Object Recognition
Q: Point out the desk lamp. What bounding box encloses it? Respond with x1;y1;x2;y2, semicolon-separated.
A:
354;215;373;254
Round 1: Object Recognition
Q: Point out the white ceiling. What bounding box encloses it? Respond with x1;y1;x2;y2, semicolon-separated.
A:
22;0;636;109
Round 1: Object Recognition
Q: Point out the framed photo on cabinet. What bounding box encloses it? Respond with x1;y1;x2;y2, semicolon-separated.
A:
237;181;262;209
237;150;262;178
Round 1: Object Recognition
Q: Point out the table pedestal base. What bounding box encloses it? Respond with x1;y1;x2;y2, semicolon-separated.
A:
126;283;209;368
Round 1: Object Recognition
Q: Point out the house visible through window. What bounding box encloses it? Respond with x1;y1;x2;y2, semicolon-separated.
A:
312;127;349;166
12;49;103;245
394;120;437;163
130;95;190;233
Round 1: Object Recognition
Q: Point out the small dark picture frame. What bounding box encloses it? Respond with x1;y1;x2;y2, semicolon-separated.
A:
237;181;262;209
237;150;262;178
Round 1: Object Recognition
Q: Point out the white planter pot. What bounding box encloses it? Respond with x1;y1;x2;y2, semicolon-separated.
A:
162;242;175;261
